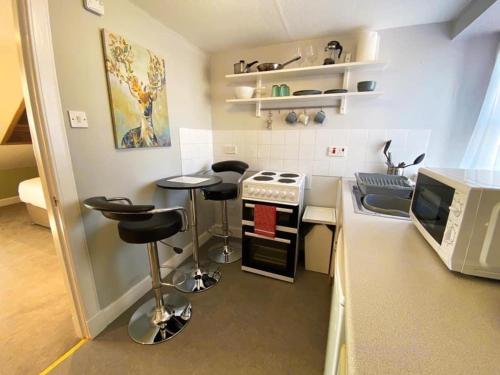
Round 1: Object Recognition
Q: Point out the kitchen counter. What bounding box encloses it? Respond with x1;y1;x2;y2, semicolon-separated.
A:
340;179;500;374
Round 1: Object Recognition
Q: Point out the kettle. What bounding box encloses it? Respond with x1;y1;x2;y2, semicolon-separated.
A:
323;41;343;65
233;60;258;74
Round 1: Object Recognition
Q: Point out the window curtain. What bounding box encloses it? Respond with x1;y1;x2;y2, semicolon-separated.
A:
462;42;500;170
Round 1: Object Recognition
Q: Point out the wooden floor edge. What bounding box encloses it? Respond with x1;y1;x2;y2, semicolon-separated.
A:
39;339;88;375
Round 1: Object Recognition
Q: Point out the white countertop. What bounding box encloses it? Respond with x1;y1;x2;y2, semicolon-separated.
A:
340;179;500;374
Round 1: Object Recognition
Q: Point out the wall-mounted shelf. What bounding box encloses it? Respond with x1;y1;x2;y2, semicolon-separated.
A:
225;60;387;116
226;61;386;81
226;91;383;114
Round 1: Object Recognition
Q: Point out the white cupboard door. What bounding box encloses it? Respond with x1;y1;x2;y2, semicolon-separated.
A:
324;228;345;375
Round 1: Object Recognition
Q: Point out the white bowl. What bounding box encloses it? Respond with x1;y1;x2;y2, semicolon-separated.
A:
234;86;255;99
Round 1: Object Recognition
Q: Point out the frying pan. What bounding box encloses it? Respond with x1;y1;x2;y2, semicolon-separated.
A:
257;56;301;71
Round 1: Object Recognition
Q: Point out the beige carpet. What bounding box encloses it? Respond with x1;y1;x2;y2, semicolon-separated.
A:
0;204;78;375
52;238;331;375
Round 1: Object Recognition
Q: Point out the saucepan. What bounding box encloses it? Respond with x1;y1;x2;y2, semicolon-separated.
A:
257;56;301;71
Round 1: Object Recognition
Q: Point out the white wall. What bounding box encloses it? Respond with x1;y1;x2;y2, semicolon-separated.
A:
49;0;214;308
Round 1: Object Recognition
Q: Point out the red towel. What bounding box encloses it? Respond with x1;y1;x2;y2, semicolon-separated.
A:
254;204;276;238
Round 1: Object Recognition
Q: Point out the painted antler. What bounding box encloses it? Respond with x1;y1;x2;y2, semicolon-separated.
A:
146;50;165;101
106;34;147;103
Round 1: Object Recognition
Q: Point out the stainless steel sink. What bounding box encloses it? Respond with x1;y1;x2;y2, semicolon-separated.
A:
351;182;411;220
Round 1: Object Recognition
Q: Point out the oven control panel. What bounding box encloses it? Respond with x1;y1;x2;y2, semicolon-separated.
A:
242;182;300;205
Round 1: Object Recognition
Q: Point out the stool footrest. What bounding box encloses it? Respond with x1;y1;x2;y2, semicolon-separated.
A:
209;227;232;239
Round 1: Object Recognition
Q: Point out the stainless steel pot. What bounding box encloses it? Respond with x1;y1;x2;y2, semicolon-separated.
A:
233;60;258;74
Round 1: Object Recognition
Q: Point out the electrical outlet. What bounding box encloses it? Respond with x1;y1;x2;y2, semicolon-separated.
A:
68;110;88;128
223;144;237;154
84;0;104;15
327;146;347;157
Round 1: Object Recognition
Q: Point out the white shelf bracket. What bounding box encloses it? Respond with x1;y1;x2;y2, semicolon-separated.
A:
340;70;351;115
256;77;262;117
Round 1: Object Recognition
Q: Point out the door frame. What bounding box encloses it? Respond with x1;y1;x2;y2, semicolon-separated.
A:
13;0;101;338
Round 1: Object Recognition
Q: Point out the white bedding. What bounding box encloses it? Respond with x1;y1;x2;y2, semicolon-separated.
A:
18;177;46;209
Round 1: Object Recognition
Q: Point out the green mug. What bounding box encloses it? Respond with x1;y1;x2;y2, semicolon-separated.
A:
272;85;280;97
279;84;290;97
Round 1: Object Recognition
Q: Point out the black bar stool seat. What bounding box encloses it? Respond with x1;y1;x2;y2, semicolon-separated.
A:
118;211;183;244
202;183;238;201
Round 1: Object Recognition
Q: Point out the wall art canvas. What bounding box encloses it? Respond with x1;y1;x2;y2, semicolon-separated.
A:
102;29;171;149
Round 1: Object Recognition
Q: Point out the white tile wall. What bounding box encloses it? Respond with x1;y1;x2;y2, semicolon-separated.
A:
212;128;431;179
179;128;214;175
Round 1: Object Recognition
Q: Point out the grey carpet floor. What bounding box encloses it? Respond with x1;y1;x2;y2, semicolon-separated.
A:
53;238;331;375
0;203;78;375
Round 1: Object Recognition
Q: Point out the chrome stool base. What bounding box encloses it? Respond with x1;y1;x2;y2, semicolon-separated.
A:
173;261;221;293
128;293;191;345
208;241;242;264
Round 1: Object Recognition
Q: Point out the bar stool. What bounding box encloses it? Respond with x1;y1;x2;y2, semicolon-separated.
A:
83;196;192;345
202;160;249;263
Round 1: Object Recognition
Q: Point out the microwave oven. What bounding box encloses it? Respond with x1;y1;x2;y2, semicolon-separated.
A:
410;168;500;280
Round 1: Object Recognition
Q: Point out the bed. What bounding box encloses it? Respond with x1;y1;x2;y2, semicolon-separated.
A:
18;177;50;228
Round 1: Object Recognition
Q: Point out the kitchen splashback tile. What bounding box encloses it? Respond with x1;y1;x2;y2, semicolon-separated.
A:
299;144;315;160
257;144;271;159
283;159;299;172
271;130;286;145
285;130;300;145
299;130;316;145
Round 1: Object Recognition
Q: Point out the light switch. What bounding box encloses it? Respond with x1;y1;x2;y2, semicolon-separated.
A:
84;0;104;15
68;110;88;128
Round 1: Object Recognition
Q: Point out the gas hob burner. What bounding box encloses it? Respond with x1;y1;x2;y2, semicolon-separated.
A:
278;178;296;184
254;176;274;181
261;171;277;176
280;173;299;178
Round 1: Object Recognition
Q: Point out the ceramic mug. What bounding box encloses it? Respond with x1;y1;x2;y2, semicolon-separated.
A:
298;112;310;126
285;110;298;124
272;85;280;97
314;110;326;124
279;84;290;97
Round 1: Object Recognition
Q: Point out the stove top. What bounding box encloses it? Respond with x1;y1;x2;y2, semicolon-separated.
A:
242;171;305;205
247;171;305;186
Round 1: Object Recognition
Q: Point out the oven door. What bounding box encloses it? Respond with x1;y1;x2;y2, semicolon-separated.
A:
242;201;299;228
411;173;455;245
241;227;297;280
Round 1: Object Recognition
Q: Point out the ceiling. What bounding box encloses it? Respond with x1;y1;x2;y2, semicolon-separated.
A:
131;0;472;52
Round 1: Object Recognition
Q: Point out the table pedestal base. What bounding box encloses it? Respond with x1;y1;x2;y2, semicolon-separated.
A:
173;261;221;293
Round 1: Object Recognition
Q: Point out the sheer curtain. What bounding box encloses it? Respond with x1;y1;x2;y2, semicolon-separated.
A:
462;42;500;170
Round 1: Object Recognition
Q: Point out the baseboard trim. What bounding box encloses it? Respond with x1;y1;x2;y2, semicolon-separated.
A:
86;230;211;338
0;196;21;207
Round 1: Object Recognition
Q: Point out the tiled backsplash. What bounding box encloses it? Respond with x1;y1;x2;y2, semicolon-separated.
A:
179;128;214;175
180;128;431;178
212;128;431;178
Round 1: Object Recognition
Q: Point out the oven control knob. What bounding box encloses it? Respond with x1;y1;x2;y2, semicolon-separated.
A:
248;188;255;195
266;190;272;197
288;192;296;199
254;188;261;195
272;190;279;197
280;191;287;198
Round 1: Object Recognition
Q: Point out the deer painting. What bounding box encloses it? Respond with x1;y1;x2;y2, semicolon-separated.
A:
102;30;171;149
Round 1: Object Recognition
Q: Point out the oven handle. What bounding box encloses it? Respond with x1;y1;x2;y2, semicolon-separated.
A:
244;231;291;244
244;203;293;214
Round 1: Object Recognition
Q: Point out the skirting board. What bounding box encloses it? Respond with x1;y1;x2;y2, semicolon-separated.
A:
86;230;211;338
0;196;21;207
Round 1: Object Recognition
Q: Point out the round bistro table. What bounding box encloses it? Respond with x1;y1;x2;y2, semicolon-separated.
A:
156;174;222;293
